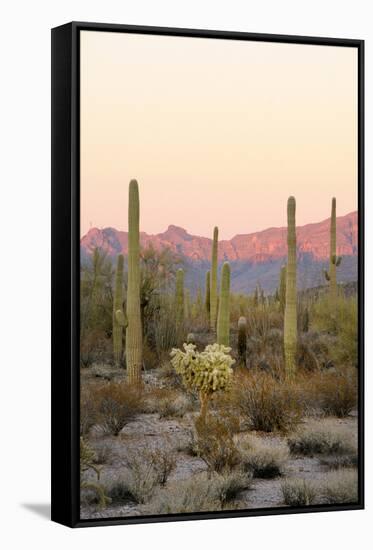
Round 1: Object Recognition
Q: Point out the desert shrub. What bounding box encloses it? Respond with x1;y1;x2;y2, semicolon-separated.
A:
311;294;357;367
153;298;181;358
80;386;98;436
121;445;176;503
158;393;192;419
149;470;251;515
288;422;356;457
93;382;143;436
238;435;289;478
192;415;241;473
321;469;358;504
157;361;183;388
91;443;114;465
105;477;138;504
320;454;358;470
281;478;317;506
307;367;357;417
80;438;110;508
232;370;302;433
90;363;115;380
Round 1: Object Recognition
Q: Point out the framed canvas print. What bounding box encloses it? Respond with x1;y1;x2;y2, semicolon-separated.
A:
51;22;364;528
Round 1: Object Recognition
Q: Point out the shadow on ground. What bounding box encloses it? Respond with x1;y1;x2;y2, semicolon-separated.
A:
22;503;50;520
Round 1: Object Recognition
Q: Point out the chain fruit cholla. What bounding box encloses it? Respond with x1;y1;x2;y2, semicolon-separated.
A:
170;343;234;421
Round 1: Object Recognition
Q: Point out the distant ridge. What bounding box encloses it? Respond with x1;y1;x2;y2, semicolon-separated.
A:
80;211;358;294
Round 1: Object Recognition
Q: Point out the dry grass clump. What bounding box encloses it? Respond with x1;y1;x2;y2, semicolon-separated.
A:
238;435;289;478
192;415;241;473
321;469;358;504
231;370;303;433
305;367;357;418
116;444;176;504
143;387;193;417
281;478;317;506
288;421;356;457
80;385;98;436
92;382;143;436
148;470;252;515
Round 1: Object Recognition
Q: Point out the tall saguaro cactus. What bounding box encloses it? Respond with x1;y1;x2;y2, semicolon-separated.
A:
323;197;342;305
210;227;219;331
237;316;247;366
205;270;210;316
279;265;287;314
175;268;185;324
126;179;143;384
113;254;124;366
284;197;297;378
217;262;231;346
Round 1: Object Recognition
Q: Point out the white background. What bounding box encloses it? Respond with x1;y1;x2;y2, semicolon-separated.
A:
0;0;370;548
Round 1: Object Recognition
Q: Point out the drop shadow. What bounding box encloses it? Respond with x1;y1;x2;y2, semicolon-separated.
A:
21;503;51;520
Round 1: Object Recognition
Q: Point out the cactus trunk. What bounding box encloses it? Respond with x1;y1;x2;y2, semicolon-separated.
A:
210;227;219;331
279;265;287;314
205;270;210;316
329;197;337;304
284;196;297;378
237;316;247;366
113;254;124;366
217;262;230;346
126;179;143;384
175;268;185;324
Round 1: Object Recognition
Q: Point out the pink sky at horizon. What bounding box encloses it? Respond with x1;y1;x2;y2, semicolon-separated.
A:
80;31;358;240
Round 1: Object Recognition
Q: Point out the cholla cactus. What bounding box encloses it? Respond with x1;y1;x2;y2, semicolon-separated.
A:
170;343;235;421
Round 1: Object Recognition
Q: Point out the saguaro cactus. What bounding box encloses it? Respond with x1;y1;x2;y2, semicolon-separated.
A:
205;270;210;316
284;196;297;378
323;197;342;305
217;262;231;346
175;268;185;324
237;316;247;366
126;179;143;384
113;254;124;366
279;265;287;314
210;227;219;330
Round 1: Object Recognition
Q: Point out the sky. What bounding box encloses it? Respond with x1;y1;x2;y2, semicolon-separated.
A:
80;31;358;240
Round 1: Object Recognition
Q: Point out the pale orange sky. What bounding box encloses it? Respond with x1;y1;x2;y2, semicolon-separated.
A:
80;31;357;240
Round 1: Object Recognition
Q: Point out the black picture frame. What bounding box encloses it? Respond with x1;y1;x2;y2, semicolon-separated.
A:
51;21;365;528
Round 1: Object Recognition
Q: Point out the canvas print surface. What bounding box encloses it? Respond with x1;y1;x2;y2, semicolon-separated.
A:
79;31;359;520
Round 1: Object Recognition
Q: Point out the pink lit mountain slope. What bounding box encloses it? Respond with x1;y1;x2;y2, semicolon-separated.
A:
80;211;358;293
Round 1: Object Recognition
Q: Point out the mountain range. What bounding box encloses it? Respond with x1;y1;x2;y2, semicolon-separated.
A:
80;211;358;294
